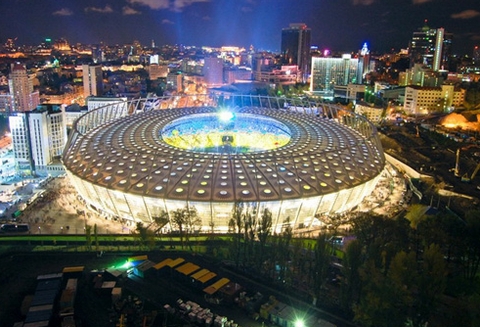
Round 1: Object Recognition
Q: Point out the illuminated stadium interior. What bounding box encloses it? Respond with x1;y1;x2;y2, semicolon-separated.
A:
63;95;385;233
161;112;291;153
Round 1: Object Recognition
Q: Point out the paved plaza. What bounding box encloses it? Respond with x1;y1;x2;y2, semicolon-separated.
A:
12;161;409;237
18;177;127;235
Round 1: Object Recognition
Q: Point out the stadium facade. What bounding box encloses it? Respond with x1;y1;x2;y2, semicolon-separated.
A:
62;95;385;233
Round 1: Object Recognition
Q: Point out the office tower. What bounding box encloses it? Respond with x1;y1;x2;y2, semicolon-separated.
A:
281;23;311;82
8;63;40;112
9;114;31;170
91;45;104;63
82;64;103;97
203;57;224;87
357;43;371;83
9;105;67;173
310;55;359;95
409;24;452;71
28;105;67;169
167;72;183;93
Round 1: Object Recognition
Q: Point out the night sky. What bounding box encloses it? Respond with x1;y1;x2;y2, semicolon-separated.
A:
1;0;479;55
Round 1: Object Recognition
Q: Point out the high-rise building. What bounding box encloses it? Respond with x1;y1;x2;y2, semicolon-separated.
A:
91;45;105;63
203;57;224;87
9;114;31;170
310;55;359;95
28;105;67;170
281;23;311;82
409;24;452;71
9;105;67;174
357;42;371;83
82;64;104;97
8;63;40;112
167;72;184;93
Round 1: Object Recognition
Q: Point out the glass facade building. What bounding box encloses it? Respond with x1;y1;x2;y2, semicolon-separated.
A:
281;23;311;82
310;55;359;95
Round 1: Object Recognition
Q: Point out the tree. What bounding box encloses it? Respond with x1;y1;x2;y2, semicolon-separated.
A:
352;213;411;270
257;208;272;273
151;210;170;235
230;201;245;268
243;207;256;265
93;224;99;252
388;251;417;319
170;206;200;249
463;210;480;281
171;208;186;248
341;239;363;310
278;217;293;283
411;244;447;327
355;245;447;327
85;225;92;251
465;81;480;107
416;212;465;271
311;234;331;299
355;254;410;327
135;222;150;249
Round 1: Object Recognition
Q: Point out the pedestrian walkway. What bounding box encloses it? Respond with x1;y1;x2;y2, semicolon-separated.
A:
18;177;125;235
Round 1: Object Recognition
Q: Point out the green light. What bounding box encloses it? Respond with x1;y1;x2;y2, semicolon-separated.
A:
295;319;305;327
118;260;132;269
45;38;52;42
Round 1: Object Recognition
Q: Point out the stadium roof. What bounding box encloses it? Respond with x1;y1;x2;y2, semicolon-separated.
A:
63;105;384;203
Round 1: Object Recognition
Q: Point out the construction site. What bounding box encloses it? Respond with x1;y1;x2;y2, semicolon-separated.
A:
379;120;480;216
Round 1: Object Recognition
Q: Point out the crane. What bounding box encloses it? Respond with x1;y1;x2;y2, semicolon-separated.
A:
454;148;461;177
461;162;480;183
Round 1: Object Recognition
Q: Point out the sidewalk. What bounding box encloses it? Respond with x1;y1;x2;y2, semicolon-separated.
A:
18;177;125;235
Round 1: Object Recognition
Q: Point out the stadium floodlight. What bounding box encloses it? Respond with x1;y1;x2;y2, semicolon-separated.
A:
295;319;305;327
218;110;235;122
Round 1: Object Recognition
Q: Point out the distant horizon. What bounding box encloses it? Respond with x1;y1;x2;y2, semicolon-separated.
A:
0;0;479;56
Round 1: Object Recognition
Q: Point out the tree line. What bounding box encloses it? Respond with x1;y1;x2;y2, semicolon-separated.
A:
127;203;480;327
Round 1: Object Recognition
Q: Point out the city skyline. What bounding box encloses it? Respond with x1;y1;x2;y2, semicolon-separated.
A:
0;0;479;55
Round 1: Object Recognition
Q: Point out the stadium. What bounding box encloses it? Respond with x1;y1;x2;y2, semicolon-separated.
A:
62;95;385;233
